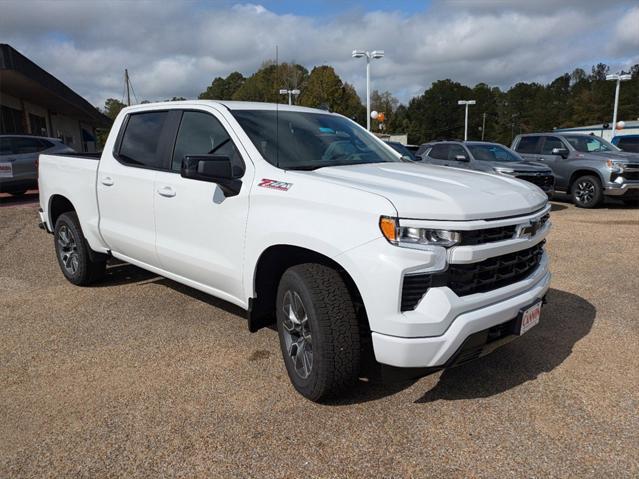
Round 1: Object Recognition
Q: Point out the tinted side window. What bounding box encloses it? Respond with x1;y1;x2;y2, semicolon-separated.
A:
515;136;541;154
428;144;450;160
541;136;564;155
0;138;14;155
172;111;243;173
119;111;168;168
13;137;44;154
448;144;467;160
618;137;639;153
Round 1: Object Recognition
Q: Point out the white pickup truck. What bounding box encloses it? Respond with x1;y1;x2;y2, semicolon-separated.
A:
38;101;551;401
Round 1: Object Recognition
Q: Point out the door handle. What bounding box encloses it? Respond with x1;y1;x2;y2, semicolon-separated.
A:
101;176;114;186
157;186;176;198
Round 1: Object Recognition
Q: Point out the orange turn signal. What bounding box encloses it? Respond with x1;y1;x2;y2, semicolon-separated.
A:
379;216;398;242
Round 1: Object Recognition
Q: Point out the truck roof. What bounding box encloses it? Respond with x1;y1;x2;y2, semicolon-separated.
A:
121;100;333;115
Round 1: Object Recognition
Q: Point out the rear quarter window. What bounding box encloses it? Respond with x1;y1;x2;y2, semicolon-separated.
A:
118;111;169;169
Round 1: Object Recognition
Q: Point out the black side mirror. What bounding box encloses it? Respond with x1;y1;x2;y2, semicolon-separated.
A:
455;154;470;162
551;147;569;158
181;155;242;197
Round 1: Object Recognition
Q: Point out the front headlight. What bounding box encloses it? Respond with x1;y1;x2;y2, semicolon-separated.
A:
380;217;461;249
606;159;624;173
494;167;515;175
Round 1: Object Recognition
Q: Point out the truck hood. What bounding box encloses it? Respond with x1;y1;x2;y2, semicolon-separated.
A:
309;162;547;220
483;160;552;173
585;151;639;162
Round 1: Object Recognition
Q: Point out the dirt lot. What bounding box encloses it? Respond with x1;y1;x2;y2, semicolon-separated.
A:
1;193;638;478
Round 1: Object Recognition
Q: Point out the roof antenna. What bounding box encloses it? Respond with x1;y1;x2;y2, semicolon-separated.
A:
275;45;279;168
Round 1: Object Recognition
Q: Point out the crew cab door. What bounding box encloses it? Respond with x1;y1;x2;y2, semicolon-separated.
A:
537;136;571;189
97;110;177;267
153;108;252;304
513;135;542;162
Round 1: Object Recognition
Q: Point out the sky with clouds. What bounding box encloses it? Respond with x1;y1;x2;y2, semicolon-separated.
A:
1;0;638;107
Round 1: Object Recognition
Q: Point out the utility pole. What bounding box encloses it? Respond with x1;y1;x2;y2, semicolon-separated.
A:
125;69;131;106
481;112;486;141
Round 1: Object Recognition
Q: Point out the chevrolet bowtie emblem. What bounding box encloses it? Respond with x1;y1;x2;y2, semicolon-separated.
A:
517;220;541;238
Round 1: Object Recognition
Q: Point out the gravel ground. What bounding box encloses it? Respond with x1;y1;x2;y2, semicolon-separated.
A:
1;195;638;478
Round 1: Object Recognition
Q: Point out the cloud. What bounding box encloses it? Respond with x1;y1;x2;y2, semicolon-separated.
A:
0;0;637;107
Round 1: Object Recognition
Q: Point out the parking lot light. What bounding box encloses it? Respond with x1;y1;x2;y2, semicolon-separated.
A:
606;73;631;138
352;49;385;131
279;88;301;105
458;100;476;141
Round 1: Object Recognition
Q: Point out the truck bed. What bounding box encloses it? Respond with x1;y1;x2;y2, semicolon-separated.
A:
38;153;106;253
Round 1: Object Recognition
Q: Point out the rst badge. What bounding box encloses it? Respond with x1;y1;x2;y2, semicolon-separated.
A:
258;179;292;191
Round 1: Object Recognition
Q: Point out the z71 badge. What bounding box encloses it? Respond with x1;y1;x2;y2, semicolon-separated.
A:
258;179;292;191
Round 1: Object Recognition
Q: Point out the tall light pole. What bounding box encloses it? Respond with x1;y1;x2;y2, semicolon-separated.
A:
279;88;300;105
457;100;476;141
352;49;384;131
606;73;631;137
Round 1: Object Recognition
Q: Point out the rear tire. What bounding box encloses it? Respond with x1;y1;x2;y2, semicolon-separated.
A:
571;175;603;208
54;212;106;285
276;263;360;402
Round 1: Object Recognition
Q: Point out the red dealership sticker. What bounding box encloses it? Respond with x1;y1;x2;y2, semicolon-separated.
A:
258;179;292;191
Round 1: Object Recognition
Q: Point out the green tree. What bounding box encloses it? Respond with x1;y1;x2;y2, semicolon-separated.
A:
232;62;308;103
298;66;364;123
199;71;245;100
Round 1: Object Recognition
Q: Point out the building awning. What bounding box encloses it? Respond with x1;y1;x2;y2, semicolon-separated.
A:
0;44;112;128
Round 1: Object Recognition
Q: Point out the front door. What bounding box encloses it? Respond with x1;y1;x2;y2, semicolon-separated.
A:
153;108;252;304
538;136;569;189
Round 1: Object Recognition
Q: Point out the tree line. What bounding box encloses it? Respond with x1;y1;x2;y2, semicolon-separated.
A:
99;62;639;147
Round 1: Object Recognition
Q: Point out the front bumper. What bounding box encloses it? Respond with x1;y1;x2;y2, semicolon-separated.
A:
371;267;550;368
604;181;639;196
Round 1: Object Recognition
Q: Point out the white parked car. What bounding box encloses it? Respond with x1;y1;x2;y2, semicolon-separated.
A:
38;101;551;401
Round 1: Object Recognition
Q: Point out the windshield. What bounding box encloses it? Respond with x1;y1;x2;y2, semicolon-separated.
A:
386;142;416;161
467;143;522;162
231;110;400;170
563;135;620;153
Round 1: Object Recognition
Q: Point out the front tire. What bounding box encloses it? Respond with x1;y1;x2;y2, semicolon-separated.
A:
571;175;603;208
54;212;106;285
276;263;360;402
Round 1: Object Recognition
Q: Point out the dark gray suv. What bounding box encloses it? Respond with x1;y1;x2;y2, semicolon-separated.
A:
417;141;554;194
0;135;74;195
512;133;639;208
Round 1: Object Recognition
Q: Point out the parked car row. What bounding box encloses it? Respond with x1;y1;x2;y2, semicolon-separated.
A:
391;132;639;208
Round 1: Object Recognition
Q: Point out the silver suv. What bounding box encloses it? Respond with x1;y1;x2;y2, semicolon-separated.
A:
512;133;639;208
0;135;74;195
417;141;555;195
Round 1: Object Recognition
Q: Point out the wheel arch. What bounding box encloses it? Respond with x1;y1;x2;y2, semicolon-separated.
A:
48;194;76;228
248;244;369;335
568;169;604;190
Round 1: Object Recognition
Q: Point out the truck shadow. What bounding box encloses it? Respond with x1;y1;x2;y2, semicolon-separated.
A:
328;289;594;405
413;288;595;403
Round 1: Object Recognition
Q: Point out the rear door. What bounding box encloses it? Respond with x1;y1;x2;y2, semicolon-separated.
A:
153;107;252;303
97;109;178;267
513;135;542;162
